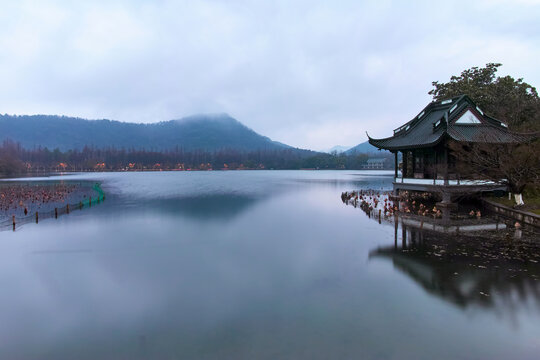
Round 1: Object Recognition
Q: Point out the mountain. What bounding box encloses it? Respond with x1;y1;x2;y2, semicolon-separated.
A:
0;113;301;153
321;145;351;154
345;141;381;155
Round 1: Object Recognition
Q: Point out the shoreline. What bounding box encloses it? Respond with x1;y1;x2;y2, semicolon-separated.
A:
1;168;396;178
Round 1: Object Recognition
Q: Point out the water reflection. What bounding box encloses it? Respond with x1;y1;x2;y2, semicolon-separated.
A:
130;194;263;221
370;218;540;312
2;171;540;359
399;216;508;233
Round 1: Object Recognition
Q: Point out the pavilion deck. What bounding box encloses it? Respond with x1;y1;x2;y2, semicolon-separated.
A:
392;176;507;207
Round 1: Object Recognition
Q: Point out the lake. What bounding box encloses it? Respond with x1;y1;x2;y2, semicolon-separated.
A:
1;170;539;359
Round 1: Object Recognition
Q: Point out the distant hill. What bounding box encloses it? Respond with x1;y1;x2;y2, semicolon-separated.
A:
0;113;307;153
345;141;381;155
321;145;351;154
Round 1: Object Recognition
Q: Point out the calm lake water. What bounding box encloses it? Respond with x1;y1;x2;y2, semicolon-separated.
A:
1;170;539;360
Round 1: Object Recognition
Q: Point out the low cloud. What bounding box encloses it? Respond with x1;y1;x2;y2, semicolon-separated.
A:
0;0;538;149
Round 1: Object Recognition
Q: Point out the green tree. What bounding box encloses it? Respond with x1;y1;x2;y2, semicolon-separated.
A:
429;63;539;131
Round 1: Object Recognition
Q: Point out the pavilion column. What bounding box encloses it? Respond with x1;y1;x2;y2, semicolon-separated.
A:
443;146;449;186
411;150;415;175
402;151;408;178
394;151;398;179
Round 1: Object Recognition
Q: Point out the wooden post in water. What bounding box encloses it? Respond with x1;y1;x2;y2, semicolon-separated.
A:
379;209;382;224
394;213;398;248
66;204;70;214
89;197;92;207
12;215;15;231
79;201;83;210
402;223;407;249
35;212;39;224
55;208;58;218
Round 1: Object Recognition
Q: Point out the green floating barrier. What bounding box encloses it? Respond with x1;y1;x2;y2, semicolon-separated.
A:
80;183;105;207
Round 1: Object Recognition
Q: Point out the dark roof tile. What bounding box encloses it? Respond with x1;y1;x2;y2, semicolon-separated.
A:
368;95;522;150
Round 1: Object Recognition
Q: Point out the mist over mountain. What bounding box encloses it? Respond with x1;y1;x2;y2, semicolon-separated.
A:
0;113;305;153
321;145;351;154
345;141;380;155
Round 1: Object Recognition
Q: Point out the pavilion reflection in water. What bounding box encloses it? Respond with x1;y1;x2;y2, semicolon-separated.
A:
370;217;540;312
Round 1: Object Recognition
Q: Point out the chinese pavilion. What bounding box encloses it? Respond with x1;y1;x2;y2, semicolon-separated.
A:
367;95;523;205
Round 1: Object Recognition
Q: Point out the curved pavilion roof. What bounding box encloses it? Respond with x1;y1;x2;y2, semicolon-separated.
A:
368;95;524;151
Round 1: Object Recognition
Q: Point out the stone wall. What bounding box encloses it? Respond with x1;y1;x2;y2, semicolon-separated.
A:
482;199;540;228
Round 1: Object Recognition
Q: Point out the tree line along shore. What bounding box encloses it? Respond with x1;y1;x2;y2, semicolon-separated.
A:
0;142;394;174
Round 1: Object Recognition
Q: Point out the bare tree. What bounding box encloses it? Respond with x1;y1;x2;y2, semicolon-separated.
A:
449;138;539;205
0;140;24;176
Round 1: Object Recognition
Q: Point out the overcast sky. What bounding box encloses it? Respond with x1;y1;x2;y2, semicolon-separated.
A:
0;0;538;150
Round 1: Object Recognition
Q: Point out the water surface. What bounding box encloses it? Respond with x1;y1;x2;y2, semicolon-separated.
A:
1;170;539;359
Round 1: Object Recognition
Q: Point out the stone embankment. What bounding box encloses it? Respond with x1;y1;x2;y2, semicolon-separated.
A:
482;199;540;228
